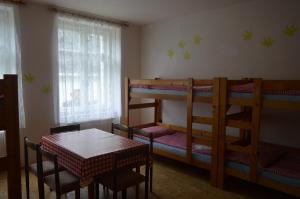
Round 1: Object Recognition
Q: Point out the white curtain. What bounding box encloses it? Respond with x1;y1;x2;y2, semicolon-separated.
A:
0;3;25;128
55;14;121;124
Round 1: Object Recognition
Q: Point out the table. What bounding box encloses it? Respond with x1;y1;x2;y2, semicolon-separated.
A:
41;128;149;198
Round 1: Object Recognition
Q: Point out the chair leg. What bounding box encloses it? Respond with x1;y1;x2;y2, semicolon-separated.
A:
75;188;80;199
113;190;117;199
150;166;153;192
135;184;139;199
122;189;127;199
95;183;99;199
25;169;30;199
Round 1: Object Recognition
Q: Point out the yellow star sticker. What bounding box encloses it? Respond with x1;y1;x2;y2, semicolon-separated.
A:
41;85;51;94
243;31;253;41
183;51;191;60
261;37;274;48
178;40;185;49
167;49;175;58
23;73;34;84
283;25;298;37
193;35;202;45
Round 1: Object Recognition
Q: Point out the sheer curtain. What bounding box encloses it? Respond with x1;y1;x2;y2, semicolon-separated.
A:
0;3;25;128
54;14;121;124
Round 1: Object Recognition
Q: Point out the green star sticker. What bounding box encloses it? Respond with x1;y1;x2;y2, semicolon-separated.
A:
167;49;175;58
283;25;298;37
178;40;185;49
183;51;191;60
41;85;51;94
193;35;202;45
261;37;274;48
243;31;253;41
23;73;34;84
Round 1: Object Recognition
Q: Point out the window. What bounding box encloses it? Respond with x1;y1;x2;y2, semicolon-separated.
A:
0;3;25;128
55;14;121;124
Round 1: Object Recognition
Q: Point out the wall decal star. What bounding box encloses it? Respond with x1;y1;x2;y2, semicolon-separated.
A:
261;37;274;48
243;31;253;41
193;35;202;45
167;49;175;58
23;73;34;84
183;51;191;60
178;40;185;49
283;25;298;37
41;85;51;94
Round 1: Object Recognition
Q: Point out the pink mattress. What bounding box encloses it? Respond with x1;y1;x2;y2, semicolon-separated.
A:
130;84;212;92
153;132;211;155
226;143;286;168
266;153;300;179
131;83;300;96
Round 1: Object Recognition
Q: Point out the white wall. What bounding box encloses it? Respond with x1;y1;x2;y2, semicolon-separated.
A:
18;3;141;163
140;0;300;147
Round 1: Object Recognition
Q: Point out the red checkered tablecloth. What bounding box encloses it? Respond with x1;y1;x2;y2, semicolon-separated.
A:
41;128;147;186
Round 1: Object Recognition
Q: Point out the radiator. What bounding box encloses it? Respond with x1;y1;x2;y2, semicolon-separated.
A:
0;131;6;158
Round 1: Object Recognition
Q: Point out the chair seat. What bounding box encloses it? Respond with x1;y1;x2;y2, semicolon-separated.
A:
29;161;64;176
98;170;145;191
44;170;80;193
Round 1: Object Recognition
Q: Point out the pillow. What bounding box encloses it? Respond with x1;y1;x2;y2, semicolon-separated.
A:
138;126;175;138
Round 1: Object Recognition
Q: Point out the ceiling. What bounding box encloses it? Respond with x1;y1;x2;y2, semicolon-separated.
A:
29;0;248;25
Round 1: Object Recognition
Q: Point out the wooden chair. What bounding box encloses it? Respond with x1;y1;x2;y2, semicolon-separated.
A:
39;148;81;199
130;127;154;193
111;123;130;138
24;137;63;199
50;124;80;135
95;146;150;199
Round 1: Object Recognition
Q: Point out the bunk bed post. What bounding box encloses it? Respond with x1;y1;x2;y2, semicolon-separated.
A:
186;78;193;162
154;77;162;123
4;75;21;199
210;78;221;186
124;77;130;127
217;77;227;188
250;78;262;182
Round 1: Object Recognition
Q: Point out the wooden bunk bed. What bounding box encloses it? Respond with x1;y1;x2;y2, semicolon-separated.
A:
0;75;21;199
124;77;221;186
217;78;300;197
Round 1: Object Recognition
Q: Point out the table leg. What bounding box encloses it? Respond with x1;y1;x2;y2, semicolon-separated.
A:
88;183;95;199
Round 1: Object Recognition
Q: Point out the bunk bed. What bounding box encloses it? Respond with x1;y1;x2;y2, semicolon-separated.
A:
217;78;300;197
124;77;221;186
0;75;21;199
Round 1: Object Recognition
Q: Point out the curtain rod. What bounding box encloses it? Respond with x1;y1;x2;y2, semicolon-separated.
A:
50;6;129;27
0;0;25;5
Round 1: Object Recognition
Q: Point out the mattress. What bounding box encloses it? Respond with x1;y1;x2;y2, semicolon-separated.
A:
133;132;300;187
130;83;300;102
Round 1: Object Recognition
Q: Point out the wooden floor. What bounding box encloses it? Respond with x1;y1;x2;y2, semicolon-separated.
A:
0;156;297;199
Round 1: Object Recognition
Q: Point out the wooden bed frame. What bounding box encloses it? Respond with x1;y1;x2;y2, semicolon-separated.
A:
124;77;222;186
0;75;21;199
217;78;300;197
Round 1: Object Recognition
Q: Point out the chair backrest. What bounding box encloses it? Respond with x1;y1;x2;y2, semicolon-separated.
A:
50;124;80;135
111;123;130;138
113;145;149;172
24;137;40;170
38;148;61;196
